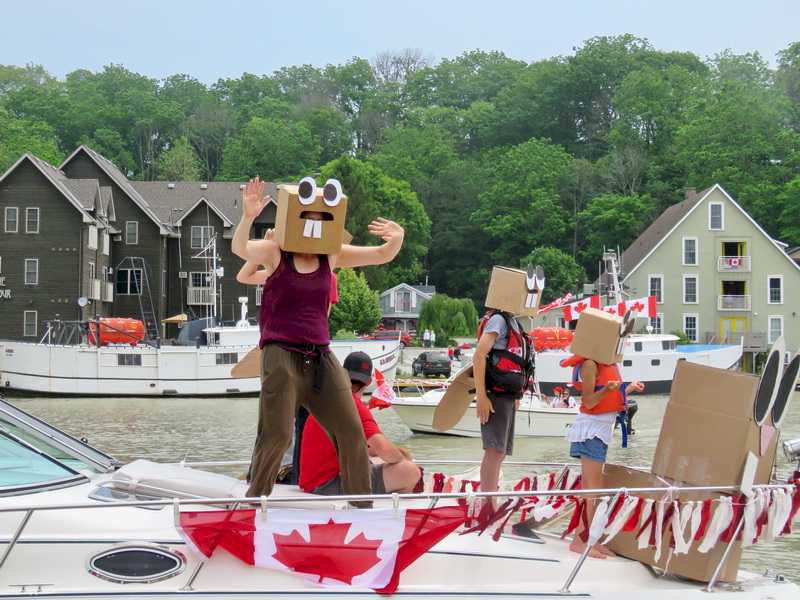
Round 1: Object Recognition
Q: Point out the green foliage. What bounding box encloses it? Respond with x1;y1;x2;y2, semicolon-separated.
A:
321;156;431;291
520;247;586;303
778;177;800;246
0;106;62;172
670;330;691;345
156;136;201;180
417;294;479;343
328;269;381;335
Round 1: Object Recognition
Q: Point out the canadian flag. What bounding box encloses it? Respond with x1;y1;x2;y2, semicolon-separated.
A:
616;296;657;319
179;506;465;593
369;369;395;410
561;295;601;321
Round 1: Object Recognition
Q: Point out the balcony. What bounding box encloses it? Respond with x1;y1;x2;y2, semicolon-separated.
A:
89;279;101;301
718;255;751;272
187;286;214;306
103;282;114;303
718;294;751;311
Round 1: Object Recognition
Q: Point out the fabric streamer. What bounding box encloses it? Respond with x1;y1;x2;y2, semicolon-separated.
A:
636;499;656;550
603;495;640;544
698;497;733;553
654;500;666;561
587;497;611;546
671;501;695;555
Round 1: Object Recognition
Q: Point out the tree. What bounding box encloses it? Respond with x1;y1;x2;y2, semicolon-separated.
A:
78;128;137;176
519;247;586;303
776;41;800;130
219;117;320;180
417;294;478;343
329;268;381;334
321;156;431;291
778;177;800;247
0;106;62;172
297;105;353;163
577;193;654;272
156;136;202;180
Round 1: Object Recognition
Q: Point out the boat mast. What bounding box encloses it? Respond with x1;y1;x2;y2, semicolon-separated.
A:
602;248;624;306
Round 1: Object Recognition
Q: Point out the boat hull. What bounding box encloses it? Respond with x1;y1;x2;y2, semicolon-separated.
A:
0;339;399;397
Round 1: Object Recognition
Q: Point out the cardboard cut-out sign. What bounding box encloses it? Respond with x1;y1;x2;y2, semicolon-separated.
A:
432;365;475;432
484;265;545;317
568;307;634;365
231;347;261;379
275;177;348;255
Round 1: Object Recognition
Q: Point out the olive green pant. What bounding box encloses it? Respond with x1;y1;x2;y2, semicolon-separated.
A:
246;344;371;499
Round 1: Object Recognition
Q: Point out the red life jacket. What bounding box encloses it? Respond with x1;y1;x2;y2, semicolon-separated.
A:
476;311;533;395
560;355;625;415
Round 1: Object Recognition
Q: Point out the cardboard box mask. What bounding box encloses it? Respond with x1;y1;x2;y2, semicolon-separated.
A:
653;340;799;488
484;264;545;317
275;177;348;254
569;307;634;365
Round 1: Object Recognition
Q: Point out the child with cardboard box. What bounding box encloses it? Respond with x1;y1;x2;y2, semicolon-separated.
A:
560;307;643;558
232;176;404;501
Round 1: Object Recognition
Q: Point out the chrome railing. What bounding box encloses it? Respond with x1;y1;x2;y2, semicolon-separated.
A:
187;286;214;305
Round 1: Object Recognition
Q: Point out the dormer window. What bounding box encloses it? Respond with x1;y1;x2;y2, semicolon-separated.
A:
709;202;724;230
191;226;215;249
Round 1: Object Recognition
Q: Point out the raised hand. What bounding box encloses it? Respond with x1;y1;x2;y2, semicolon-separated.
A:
242;177;270;219
368;218;404;243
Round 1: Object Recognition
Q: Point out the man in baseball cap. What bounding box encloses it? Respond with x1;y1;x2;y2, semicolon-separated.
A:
299;351;420;495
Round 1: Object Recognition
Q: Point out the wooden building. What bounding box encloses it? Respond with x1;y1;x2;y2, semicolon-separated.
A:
0;147;276;342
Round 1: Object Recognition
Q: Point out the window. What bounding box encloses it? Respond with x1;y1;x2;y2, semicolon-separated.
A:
768;316;784;344
709;202;724;230
634;342;643;352
116;268;142;295
23;310;37;337
25;207;39;234
650;313;663;334
768;275;783;304
24;258;39;285
651;359;661;366
623;360;633;367
648;275;664;304
117;354;142;366
662;339;677;351
682;237;698;266
190;226;215;249
683;275;698;304
190;272;212;288
4;207;18;233
88;261;96;281
215;352;239;365
125;221;139;245
88;225;98;250
102;232;110;256
683;314;698;342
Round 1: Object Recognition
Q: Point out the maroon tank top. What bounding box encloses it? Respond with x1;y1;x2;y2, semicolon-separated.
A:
258;252;331;348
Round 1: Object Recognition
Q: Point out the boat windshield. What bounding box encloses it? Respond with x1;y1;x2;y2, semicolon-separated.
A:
0;430;81;490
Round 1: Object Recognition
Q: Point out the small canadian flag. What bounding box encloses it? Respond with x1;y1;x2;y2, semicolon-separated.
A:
561;295;601;321
179;506;465;593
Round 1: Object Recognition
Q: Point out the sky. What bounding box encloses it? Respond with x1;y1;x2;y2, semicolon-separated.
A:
1;0;797;82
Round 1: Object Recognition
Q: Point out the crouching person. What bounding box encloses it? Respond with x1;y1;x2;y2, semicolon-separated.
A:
300;351;421;495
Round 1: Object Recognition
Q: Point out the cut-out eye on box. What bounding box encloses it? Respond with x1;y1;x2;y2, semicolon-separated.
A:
298;176;317;206
754;338;784;425
771;353;799;427
323;179;343;207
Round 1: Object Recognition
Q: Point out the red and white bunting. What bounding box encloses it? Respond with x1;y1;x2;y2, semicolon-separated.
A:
537;293;575;315
561;295;601;321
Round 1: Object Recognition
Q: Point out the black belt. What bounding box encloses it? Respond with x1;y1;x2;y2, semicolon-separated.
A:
266;342;330;393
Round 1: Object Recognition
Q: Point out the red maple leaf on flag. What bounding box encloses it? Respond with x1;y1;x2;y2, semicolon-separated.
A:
272;519;383;584
630;301;645;313
606;307;616;315
575;302;588;312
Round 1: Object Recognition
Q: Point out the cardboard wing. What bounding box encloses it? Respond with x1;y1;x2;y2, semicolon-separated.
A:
231;347;261;379
569;307;633;365
275;177;348;255
484;265;545;317
432;365;475;432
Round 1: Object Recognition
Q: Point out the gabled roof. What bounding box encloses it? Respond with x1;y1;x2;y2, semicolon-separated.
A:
59;146;167;233
63;179;101;211
130;181;278;227
623;184;800;280
380;282;435;298
0;153;96;223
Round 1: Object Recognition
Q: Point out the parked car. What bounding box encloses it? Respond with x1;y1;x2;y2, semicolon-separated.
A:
366;329;413;347
412;351;452;378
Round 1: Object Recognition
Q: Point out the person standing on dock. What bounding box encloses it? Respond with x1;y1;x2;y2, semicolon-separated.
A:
233;176;404;502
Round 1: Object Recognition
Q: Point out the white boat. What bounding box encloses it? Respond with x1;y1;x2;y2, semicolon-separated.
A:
535;334;743;395
0;321;399;397
391;387;576;437
0;395;797;599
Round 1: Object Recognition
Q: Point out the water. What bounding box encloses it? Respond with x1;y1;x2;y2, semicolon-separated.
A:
11;392;800;578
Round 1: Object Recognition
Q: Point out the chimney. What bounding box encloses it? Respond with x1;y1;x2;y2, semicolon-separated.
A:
685;187;697;201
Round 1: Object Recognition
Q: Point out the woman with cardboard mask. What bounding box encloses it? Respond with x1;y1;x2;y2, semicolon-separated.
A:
232;176;403;503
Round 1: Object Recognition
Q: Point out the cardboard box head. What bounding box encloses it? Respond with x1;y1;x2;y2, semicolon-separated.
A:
275;177;348;254
432;365;475;432
484;264;545;317
652;339;799;488
569;307;634;365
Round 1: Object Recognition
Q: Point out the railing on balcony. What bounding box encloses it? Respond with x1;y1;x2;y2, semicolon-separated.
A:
718;294;751;311
717;255;751;272
89;279;101;301
187;286;214;306
103;282;114;303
